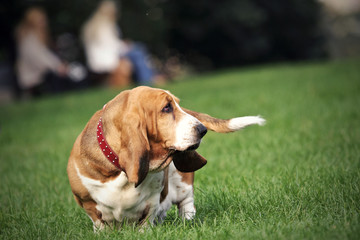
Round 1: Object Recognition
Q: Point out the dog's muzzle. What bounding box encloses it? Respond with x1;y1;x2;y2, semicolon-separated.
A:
186;124;207;151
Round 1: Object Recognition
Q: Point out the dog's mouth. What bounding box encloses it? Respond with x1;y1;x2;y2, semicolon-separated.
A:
152;141;201;172
151;149;176;172
185;142;200;151
169;140;201;152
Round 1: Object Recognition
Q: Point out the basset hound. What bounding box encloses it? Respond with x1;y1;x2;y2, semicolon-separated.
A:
67;86;265;230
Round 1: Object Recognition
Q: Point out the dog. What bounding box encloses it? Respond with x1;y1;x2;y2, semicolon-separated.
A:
67;86;265;230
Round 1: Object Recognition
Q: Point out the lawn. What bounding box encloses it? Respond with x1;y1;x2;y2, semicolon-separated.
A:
0;59;359;239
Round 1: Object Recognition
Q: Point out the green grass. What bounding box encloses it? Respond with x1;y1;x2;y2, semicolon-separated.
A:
1;58;359;239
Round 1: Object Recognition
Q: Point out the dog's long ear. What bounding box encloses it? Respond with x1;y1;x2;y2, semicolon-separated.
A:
173;151;207;172
108;91;150;188
182;108;265;133
118;113;150;187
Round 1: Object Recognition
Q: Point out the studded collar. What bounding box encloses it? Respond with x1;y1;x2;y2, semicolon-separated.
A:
97;117;122;170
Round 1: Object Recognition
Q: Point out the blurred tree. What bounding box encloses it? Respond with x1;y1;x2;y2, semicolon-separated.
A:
162;0;325;69
121;0;169;56
0;0;325;71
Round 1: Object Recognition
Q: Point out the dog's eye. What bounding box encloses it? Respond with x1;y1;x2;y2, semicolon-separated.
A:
162;103;173;113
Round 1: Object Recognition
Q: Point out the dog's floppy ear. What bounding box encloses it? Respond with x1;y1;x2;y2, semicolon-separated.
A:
118;113;150;187
182;108;265;133
173;151;207;172
110;91;150;188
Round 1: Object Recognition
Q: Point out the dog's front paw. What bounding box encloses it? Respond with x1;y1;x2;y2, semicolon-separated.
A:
178;201;196;220
93;220;106;233
154;209;167;224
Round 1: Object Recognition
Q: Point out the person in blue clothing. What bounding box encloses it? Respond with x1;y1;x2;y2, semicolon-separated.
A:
124;42;154;85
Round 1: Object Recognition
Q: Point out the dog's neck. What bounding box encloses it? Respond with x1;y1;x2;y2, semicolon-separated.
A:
97;117;123;170
97;114;175;174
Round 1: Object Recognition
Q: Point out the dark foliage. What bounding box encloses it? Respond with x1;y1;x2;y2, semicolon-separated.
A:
0;0;325;70
162;0;325;68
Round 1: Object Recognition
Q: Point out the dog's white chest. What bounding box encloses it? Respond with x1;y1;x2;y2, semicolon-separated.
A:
75;165;164;223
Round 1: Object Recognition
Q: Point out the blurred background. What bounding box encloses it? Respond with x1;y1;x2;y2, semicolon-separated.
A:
0;0;359;103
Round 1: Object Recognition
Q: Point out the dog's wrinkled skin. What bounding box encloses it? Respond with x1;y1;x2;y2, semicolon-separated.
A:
67;86;265;230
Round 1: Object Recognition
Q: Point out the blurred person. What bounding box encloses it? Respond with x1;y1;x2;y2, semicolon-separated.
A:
81;0;155;87
15;7;73;98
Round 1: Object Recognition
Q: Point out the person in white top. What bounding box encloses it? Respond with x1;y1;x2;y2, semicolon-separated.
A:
81;0;129;73
82;0;154;86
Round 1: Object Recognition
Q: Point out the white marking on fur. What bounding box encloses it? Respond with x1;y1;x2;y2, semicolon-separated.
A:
75;163;164;226
156;162;196;222
164;91;204;151
228;116;266;131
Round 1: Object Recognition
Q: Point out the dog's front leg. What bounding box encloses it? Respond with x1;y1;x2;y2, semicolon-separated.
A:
177;194;196;220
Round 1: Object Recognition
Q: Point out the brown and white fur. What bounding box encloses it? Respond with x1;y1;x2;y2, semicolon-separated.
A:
67;86;265;230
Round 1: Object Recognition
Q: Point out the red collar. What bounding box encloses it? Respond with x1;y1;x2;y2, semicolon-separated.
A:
97;117;122;170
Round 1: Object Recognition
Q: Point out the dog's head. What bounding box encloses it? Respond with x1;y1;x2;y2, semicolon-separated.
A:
103;86;207;187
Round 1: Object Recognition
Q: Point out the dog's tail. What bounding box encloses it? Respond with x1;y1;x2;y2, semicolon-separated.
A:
183;108;266;133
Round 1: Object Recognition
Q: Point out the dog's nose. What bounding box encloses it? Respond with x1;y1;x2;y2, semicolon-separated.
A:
196;124;207;138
